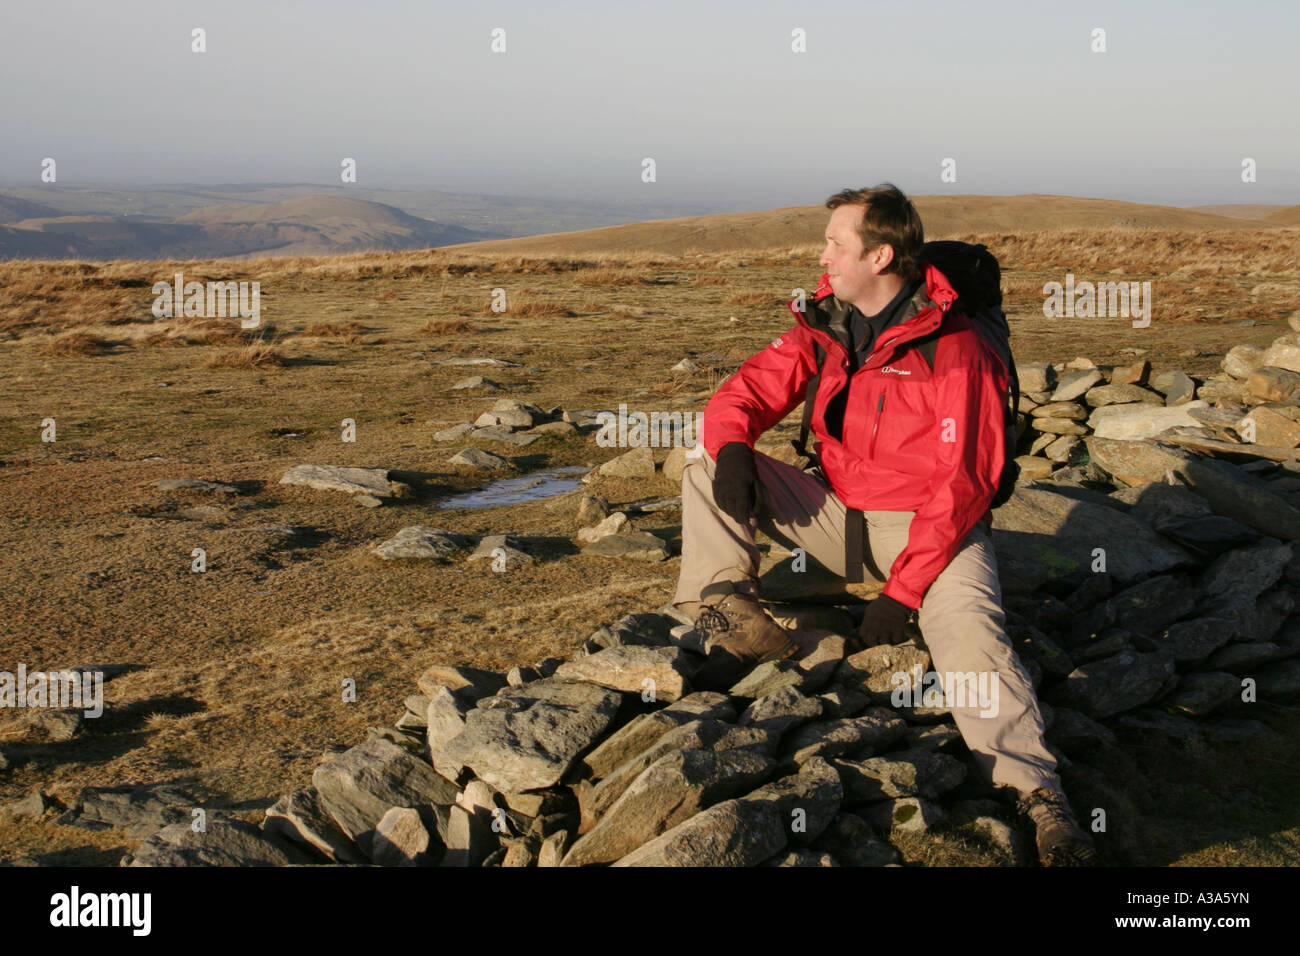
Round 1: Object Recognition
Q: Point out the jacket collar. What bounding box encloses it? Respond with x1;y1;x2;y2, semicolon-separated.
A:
792;262;959;361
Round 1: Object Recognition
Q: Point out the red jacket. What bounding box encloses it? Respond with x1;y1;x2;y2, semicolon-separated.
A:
700;263;1008;610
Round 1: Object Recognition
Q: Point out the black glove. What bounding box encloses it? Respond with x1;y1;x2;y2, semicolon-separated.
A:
855;594;915;649
713;442;759;525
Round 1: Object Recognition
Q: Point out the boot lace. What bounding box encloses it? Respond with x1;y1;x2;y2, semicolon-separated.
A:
694;604;732;643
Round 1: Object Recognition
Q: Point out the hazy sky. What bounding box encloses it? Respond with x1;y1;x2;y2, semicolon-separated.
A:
2;0;1297;209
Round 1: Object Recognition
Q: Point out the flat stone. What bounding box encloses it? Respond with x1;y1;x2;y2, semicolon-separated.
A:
1031;401;1088;420
1053;649;1177;718
663;445;689;484
440;804;499;867
991;486;1194;591
441;679;624;792
154;478;241;494
739;686;824;737
810;812;898;866
1164;672;1240;716
1045;706;1116;751
553;645;692;702
1086;383;1163;407
611;797;787;867
262;788;366;863
280;464;393;497
467;533;534;567
579;693;736;780
125;818;312;867
836;644;931;698
1015;456;1056;479
1085;437;1192;486
448;448;510;470
1045;435;1082;462
372;526;463;561
1016;363;1056;393
580;531;669;561
1109;360;1150;386
778;709;908;767
450;376;500;390
1174;457;1300;540
1241;406;1300;448
561;747;775;866
863;796;945;835
1256;659;1300;698
56;784;195;839
741;756;843;847
600;446;656;479
1089;401;1210;439
1029;418;1088;435
834;748;968;804
475;409;535;429
527;420;579;436
1051;369;1104;402
312;738;460;856
433;423;474;441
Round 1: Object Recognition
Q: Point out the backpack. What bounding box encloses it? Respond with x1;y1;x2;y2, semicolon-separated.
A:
795;240;1021;511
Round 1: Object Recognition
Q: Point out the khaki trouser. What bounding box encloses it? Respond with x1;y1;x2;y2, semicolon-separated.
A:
673;444;1060;796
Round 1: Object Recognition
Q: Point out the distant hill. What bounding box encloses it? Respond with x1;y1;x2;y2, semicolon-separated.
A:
0;194;502;261
1189;203;1289;220
1262;205;1300;226
0;195;63;223
441;194;1277;256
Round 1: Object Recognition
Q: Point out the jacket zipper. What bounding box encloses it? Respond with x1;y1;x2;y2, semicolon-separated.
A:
869;393;884;457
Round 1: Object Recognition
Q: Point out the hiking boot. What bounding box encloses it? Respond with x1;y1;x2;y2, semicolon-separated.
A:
689;593;799;690
1017;787;1098;866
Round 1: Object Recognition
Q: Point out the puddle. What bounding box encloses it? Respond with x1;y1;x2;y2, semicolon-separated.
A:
437;465;589;510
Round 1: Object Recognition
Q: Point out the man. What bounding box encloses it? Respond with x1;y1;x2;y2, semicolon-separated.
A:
671;184;1097;866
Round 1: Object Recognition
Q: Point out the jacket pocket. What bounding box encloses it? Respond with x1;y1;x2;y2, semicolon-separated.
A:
868;392;885;458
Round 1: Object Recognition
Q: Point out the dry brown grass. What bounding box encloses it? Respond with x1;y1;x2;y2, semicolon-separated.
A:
491;299;574;317
303;321;364;337
420;318;476;335
37;331;111;355
203;339;286;368
726;291;780;306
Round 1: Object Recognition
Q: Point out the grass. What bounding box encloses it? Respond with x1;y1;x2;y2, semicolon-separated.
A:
0;226;1298;865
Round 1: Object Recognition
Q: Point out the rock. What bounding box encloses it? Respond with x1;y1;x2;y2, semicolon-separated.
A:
1029;432;1054;456
441;679;624;792
778;710;908;767
600;446;656;479
1029;418;1088;436
21;708;83;742
450;376;500;390
1050;369;1104;402
672;358;699;372
553;645;692;702
1031;402;1088;420
741;756;843;847
1046;707;1116;750
1;789;49;820
990;486;1194;591
1163;672;1240;716
125;818;311;867
500;835;542;867
279;464;395;497
417;665;506;702
371;526;463;561
1054;649;1177;718
580;531;670;561
663;445;689;484
1044;435;1082;462
1155;371;1197;406
1104;574;1198;633
810;813;898;866
1197;379;1248;403
1085;383;1163;407
612;797;787;867
1089;400;1210;439
371;806;444;866
1174;457;1300;540
562;747;775;866
262;788;367;864
1258;660;1300;698
448;448;510;470
836;644;931;698
727;660;813;699
312;738;459;856
56;784;196;839
469;426;540;446
1109;360;1150;386
433;423;474;441
1114;709;1203;743
1017;363;1056;393
763;850;839;866
575;494;610;528
1201;718;1278;743
1207;641;1288;671
467;533;533;567
1015;456;1056;480
738;686;824;737
970;815;1029;863
1246;366;1300;403
834;748;968;803
527;420;579;436
442;357;521;367
1240;406;1300;448
1085;437;1192;486
154;478;240;494
864;796;944;834
606;612;679;648
579;693;736;780
1223;345;1264;379
576;512;628;544
1263;338;1300;374
579;721;773;826
537;830;572;867
440;804;499;867
1154;515;1261;559
475;409;535;429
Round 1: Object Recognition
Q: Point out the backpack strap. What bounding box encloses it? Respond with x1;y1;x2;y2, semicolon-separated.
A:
795;341;825;461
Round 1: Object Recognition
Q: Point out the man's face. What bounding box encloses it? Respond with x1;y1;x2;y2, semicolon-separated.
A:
819;204;891;308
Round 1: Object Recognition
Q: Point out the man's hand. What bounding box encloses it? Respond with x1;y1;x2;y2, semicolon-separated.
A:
854;594;915;649
713;442;758;525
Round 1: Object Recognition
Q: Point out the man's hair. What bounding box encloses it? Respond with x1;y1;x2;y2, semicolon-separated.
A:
824;183;924;281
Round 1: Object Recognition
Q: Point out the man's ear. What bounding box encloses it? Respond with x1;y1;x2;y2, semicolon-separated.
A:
872;243;896;274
